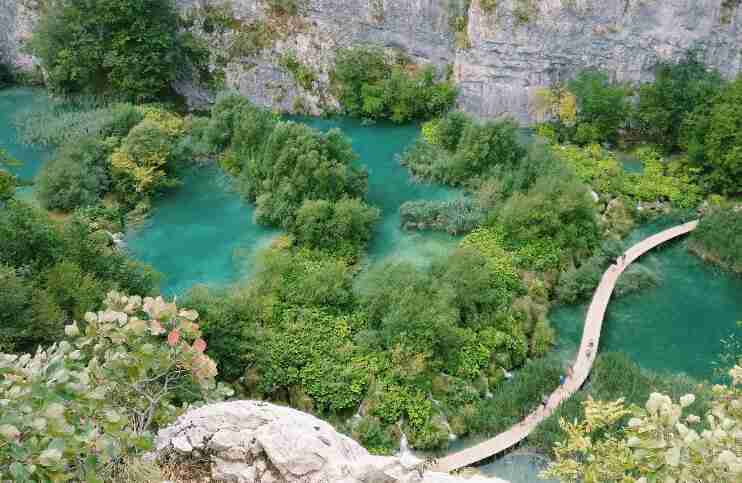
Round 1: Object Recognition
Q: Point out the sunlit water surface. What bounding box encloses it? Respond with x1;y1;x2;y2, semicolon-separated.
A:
128;117;459;294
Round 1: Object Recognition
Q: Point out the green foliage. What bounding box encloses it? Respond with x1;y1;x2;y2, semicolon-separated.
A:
30;0;190;100
0;292;225;482
494;167;601;270
399;198;485;235
0;200;159;352
421;110;471;151
463;358;562;436
332;46;457;123
567;70;630;145
0;170;16;202
625;147;702;208
36;137;111;211
240;121;368;228
292;198;380;259
280;53;317;90
527;353;712;458
682;76;742;195
402;114;526;186
636;52;723;152
689;207;742;273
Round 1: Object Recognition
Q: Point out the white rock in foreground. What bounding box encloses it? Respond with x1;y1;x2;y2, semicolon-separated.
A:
154;400;508;483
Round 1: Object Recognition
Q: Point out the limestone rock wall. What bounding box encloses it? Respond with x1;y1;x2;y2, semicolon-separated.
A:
3;0;742;123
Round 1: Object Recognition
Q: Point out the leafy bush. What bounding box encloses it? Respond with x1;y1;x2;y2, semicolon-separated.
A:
542;361;735;481
495;168;601;270
240;121;368;228
566;70;630;145
30;0;190;100
399;198;485;235
464;358;562;436
625;147;702;208
636;52;723;152
291;198;380;258
332;46;457;123
0;200;159;352
0;292;225;482
689;207;742;273
402;114;526;186
36;137;112;211
682;76;742;195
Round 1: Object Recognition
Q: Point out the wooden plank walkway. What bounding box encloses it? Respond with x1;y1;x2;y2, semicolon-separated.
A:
433;220;699;473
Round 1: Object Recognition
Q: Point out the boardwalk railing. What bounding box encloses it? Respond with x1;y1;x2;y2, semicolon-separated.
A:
433;220;699;473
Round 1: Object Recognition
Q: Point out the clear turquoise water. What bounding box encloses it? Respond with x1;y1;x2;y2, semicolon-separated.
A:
126;167;280;295
0;88;53;183
551;223;742;379
128;117;460;294
478;453;557;483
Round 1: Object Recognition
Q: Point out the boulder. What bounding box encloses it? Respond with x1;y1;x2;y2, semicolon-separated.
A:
154;400;508;483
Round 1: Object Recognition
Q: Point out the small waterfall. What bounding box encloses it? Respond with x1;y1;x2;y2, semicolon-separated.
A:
105;231;127;251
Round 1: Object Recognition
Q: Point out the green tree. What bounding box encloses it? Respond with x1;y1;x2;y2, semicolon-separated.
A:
291;198;380;257
332;46;457;123
636;53;723;152
30;0;186;100
542;368;742;482
447;120;526;184
568;69;630;145
240;122;368;228
682;76;742;195
36;136;111;211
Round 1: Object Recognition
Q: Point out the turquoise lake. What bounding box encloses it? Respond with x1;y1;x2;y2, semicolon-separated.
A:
127;117;459;295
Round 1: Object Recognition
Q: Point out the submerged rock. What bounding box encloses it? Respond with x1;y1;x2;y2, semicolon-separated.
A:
154;400;508;483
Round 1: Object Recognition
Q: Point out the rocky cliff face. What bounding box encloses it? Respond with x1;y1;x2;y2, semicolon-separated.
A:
152;400;506;482
3;0;741;123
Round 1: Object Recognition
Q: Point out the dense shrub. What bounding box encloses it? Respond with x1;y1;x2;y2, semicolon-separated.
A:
495;168;601;270
30;0;190;100
0;200;159;352
567;70;630;145
332;46;457;123
689;207;742;273
0;292;225;482
399;198;485;235
682;76;742;195
36;137;111;211
240;121;369;228
291;198;380;258
625;147;702;208
463;358;562;436
402;115;526;186
636;52;723;152
534;69;630;145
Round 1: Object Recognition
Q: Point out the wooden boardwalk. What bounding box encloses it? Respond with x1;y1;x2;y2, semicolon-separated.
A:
433;220;699;473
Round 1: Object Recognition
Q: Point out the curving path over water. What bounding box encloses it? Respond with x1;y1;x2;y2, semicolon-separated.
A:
433;220;699;473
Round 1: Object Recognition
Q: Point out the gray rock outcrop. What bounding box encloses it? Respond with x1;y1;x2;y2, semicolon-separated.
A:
153;400;507;483
2;0;741;122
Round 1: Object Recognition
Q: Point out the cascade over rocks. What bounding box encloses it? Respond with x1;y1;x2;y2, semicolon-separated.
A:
153;400;507;483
